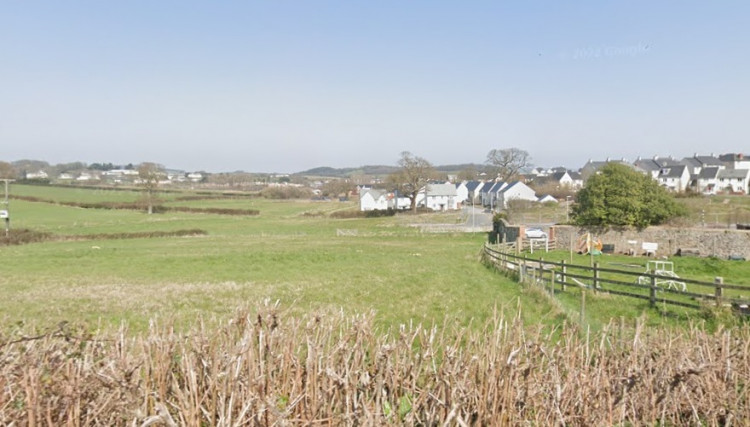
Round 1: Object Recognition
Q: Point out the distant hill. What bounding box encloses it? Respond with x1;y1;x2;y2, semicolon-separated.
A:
297;163;485;178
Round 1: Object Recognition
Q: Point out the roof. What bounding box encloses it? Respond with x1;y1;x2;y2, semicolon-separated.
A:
361;189;385;199
491;181;509;193
568;171;582;180
425;183;458;196
698;167;720;179
658;165;688;179
717;169;750;179
694;155;725;166
465;180;484;191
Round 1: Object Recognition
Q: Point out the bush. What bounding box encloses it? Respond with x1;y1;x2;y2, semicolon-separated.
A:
260;186;313;199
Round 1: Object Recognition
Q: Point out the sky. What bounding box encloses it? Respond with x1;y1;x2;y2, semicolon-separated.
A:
2;1;749;173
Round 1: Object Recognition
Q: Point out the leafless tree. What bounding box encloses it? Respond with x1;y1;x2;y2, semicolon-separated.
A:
485;148;531;182
0;162;17;179
138;162;163;214
388;151;435;213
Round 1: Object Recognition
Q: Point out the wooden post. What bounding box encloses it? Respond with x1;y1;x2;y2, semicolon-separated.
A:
516;236;521;255
649;274;657;307
593;262;600;291
540;257;544;287
549;265;555;295
715;277;724;307
519;260;525;283
561;259;567;292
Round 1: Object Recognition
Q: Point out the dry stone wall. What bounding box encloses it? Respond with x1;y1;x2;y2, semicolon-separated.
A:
551;225;750;260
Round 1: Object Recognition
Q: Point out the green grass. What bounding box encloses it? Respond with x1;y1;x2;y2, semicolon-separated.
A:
4;184;746;334
2;185;562;332
506;248;750;331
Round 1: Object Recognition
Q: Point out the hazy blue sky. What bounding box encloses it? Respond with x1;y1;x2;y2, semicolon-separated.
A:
2;1;749;172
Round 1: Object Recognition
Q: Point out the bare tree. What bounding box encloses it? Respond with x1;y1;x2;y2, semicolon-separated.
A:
0;162;17;179
388;151;435;213
138;162;163;214
485;148;531;182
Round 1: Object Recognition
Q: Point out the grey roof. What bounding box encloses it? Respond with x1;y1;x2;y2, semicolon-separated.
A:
695;155;725;166
362;189;385;199
425;183;458;196
486;181;507;193
698;167;720;179
634;159;661;172
717;169;750;179
568;171;582;180
682;157;703;168
658;165;687;179
465;180;484;191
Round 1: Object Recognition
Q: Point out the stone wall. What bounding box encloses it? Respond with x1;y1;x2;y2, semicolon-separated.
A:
551;225;750;260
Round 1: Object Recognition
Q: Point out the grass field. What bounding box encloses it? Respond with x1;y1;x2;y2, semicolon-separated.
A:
1;184;569;332
3;184;748;333
3;184;749;424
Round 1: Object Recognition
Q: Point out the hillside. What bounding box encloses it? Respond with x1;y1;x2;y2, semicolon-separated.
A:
297;163;485;178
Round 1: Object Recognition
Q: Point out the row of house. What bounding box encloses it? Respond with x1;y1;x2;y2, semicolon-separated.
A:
360;180;543;212
23;169;206;185
581;153;750;194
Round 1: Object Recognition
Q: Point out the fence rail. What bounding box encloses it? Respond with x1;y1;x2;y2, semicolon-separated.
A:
483;243;750;315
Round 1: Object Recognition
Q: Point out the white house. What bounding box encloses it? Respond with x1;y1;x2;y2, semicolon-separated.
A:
716;169;750;194
25;170;48;180
388;194;411;210
359;189;389;211
657;165;690;192
496;181;537;209
696;167;721;194
416;183;459;211
481;181;508;209
455;182;469;203
719;153;750;170
465;181;487;204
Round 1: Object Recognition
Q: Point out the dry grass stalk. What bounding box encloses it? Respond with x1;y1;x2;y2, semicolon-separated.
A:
1;305;748;425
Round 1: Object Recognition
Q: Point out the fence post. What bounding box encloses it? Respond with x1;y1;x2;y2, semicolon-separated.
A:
539;257;544;287
649;274;657;307
561;259;567;292
715;277;724;307
519;260;525;283
593;262;600;291
549;264;555;294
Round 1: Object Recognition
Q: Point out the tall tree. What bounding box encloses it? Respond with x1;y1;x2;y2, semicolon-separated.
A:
572;163;686;228
388;151;435;213
138;162;163;214
485;148;531;181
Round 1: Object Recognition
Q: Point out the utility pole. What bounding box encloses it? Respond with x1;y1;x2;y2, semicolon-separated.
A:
1;179;14;237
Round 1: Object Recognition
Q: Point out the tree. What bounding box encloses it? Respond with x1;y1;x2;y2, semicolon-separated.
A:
485;148;531;181
457;166;479;181
388;151;435;213
572;163;686;228
321;179;353;199
0;162;17;179
138;162;163;214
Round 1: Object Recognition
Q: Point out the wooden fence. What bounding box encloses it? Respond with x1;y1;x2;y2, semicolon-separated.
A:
483;242;750;315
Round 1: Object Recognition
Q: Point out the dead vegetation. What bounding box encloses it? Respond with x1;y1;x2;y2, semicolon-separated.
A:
1;305;747;425
0;228;207;246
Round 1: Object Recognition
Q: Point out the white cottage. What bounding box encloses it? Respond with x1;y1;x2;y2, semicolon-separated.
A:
417;183;459;211
359;189;389;211
496;181;537;209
